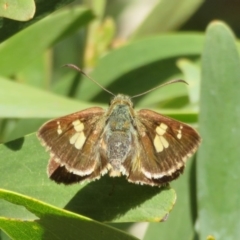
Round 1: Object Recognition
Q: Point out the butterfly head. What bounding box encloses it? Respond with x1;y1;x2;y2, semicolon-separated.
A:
110;94;133;108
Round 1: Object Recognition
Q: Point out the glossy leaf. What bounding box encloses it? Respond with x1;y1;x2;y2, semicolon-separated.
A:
197;21;240;240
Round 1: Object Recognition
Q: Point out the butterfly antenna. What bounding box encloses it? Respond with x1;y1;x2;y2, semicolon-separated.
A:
63;64;115;97
131;79;188;99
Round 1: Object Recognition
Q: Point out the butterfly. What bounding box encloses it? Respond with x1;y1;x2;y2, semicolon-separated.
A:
37;66;201;187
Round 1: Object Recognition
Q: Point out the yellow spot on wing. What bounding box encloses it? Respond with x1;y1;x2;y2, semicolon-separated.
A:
160;136;169;148
154;123;169;152
70;132;86;149
160;123;168;130
57;121;62;135
70;132;80;144
156;123;168;136
72;120;84;132
154;136;163;152
75;132;86;149
57;129;62;135
156;126;165;135
177;125;183;139
154;135;169;152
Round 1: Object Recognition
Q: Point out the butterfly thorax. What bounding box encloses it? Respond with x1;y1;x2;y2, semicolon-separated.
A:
103;94;136;174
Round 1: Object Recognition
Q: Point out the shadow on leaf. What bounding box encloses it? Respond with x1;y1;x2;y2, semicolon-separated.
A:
4;137;25;151
64;175;170;222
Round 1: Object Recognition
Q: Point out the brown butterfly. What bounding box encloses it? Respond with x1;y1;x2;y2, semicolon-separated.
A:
37;66;201;187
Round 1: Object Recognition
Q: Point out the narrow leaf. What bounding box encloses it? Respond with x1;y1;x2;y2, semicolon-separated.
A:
0;76;96;118
76;33;205;102
198;21;240;240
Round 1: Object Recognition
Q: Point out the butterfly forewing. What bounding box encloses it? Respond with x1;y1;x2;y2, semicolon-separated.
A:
133;109;201;183
38;107;108;184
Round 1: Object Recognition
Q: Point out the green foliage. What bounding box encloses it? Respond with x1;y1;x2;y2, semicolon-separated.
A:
0;1;239;239
0;0;35;21
198;22;240;240
0;189;137;240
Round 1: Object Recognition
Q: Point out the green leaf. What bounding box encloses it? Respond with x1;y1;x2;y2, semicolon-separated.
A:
131;0;204;38
177;58;201;104
143;158;196;240
0;134;176;223
16;51;52;89
0;189;138;240
0;0;75;42
0;32;205;121
197;21;240;239
0;6;94;77
0;76;96;118
0;0;35;21
0;75;199;123
75;33;205;102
